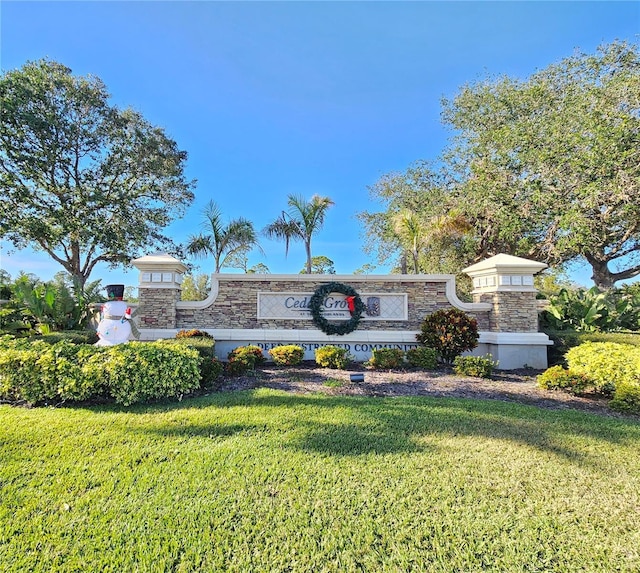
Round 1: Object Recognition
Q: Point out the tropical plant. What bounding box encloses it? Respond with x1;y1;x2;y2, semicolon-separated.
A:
541;285;640;332
263;194;334;274
185;200;262;273
416;308;479;364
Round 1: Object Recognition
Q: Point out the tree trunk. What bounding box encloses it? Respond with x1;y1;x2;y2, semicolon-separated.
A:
587;257;615;289
305;241;312;274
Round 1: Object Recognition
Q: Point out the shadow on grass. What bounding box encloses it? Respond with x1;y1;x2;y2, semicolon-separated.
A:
129;390;640;463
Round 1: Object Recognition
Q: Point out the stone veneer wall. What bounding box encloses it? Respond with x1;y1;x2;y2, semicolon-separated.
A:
139;287;181;329
175;278;491;331
473;291;539;332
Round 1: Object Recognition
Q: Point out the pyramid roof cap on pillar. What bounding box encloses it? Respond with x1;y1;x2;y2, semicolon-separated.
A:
463;254;547;276
131;252;188;273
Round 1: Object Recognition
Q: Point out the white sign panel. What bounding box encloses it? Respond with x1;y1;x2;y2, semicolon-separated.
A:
258;292;407;321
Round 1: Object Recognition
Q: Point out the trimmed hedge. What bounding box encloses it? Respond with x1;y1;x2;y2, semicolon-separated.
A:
536;365;591;395
405;347;438;370
544;330;640;366
161;336;221;388
268;345;304;366
565;342;640;397
315;346;352;370
0;338;201;406
367;348;405;370
226;345;266;376
453;354;498;379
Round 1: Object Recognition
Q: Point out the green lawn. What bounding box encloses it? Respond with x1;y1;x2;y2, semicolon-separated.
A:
1;390;639;572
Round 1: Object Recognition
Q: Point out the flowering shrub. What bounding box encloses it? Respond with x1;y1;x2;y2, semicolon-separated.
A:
268;345;304;366
405;347;438;370
366;348;405;370
453;355;498;379
536;365;592;395
416;309;479;364
315;345;352;369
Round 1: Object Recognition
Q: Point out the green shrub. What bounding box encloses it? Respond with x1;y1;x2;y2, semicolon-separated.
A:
536;365;592;395
453;354;498;379
160;337;219;388
0;338;201;406
39;330;99;345
268;345;304;366
36;340;102;401
609;382;640;415
416;308;479;364
315;346;352;369
95;342;201;406
0;338;51;404
202;357;224;387
405;346;438;369
367;348;405;370
565;342;640;396
226;345;266;376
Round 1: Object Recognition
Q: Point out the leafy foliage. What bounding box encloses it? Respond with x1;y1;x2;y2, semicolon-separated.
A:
179;275;211;302
0;272;104;335
268;345;304;366
299;256;336;274
164;334;219;388
416;308;479;364
536;365;592;395
0;338;200;405
175;329;213;338
405;346;438;369
366;348;405;370
185;200;262;273
263;194;334;274
441;41;640;288
453;355;498;379
541;284;640;332
226;345;266;376
0;59;194;287
565;342;640;397
359;42;640;288
314;345;352;369
609;382;640;415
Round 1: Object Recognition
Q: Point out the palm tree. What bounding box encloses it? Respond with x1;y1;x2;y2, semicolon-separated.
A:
263;194;334;274
393;209;472;274
185;200;262;273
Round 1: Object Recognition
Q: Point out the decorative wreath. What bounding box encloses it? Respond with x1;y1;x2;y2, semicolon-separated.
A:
309;282;365;336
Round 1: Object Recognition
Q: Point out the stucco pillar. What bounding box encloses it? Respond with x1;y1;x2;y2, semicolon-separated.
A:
131;253;187;330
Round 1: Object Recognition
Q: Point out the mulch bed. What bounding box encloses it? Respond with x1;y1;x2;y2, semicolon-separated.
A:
216;362;630;418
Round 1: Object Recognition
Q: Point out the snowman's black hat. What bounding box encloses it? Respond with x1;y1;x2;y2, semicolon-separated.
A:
106;284;125;300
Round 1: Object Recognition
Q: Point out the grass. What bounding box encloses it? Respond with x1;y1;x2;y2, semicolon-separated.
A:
1;390;639;572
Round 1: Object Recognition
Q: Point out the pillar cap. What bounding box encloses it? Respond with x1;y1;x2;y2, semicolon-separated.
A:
131;253;188;274
463;254;547;275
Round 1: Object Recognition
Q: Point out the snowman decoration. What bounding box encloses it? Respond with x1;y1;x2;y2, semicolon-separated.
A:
95;284;133;346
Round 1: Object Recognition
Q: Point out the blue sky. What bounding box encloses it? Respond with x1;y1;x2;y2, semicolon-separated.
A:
1;1;638;290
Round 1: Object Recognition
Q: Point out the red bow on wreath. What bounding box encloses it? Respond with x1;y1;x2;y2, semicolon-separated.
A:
345;296;356;313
